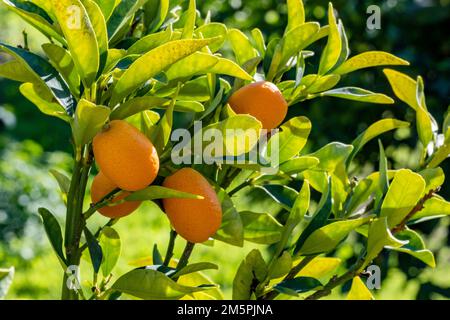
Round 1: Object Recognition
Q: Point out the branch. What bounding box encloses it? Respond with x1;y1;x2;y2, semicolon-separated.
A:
391;188;436;234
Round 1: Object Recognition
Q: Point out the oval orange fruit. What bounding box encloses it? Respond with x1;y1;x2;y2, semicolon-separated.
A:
93;120;159;191
91;171;141;218
228;81;288;130
162;168;222;243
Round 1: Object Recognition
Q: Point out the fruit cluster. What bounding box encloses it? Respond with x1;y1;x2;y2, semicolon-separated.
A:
90;81;286;243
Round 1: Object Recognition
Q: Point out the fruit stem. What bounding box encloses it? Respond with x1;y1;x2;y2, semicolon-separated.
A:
163;229;178;266
175;242;195;278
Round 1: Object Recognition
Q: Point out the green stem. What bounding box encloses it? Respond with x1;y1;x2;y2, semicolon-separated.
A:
173;242;195;281
61;147;93;300
163;230;177;266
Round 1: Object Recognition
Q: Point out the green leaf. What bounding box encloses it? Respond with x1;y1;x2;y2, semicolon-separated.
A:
419;167;445;195
181;0;196;39
320;87;394;104
152;244;163;265
345;171;397;215
347;276;374;300
103;48;127;72
144;0;169;33
148;101;174;154
99;226;121;277
107;0;146;43
110;38;218;106
42;43;80;96
415;76;433;148
0;267;14;300
172;262;219;279
364;217;408;269
334;51;409;75
83;0;108;72
213;187;244;247
309;142;353;173
1;43;76;114
0;59;37;83
228;28;258;66
380;169;425;228
251;28;266;56
256;185;298;211
51;0;99;87
3;0;66;44
279;156;320;174
191;115;262;158
298;217;371;255
126;186;203;202
274;181;310;258
112;269;210;299
49;169;71;194
269;251;292;279
194;23;228;53
177;271;223;300
164;52;219;80
38;208;67;268
294;178;332;255
297;257;341;283
267;22;320;80
84;226;103;274
72;99;110;147
232;249;267;300
267;116;312;163
374;140;389;211
411;196;450;222
94;0;119;21
427;143;450;168
303;74;341;94
318;3;341;75
110;96;168;120
19;83;71;122
383;69;420;110
286;0;305;32
127;27;173;55
274;277;322;296
392;229;435;267
348;119;410;165
240;211;283;245
208;57;253;80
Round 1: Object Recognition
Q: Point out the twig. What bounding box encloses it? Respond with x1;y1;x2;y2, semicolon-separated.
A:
83;188;121;220
173;242;195;281
391;188;436;234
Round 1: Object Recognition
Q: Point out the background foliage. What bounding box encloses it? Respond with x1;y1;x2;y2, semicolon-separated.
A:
0;0;449;299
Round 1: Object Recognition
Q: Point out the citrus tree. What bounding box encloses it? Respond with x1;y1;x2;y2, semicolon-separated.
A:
0;0;449;300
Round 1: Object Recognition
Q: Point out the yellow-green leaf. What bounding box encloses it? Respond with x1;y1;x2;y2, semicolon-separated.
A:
51;0;99;86
110;38;218;106
334;51;409;75
318;3;341;75
380;169;425;228
347;276;374;300
286;0;305;32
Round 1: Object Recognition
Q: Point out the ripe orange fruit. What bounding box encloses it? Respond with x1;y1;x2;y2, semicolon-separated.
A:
91;171;141;218
93;120;159;191
228;81;288;130
162;168;222;243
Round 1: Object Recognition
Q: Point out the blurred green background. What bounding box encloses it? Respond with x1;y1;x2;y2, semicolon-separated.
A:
0;0;449;299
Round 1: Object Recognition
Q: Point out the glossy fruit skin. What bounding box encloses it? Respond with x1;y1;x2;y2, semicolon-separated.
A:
91;171;141;218
93;120;159;191
228;81;288;130
162;168;222;243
